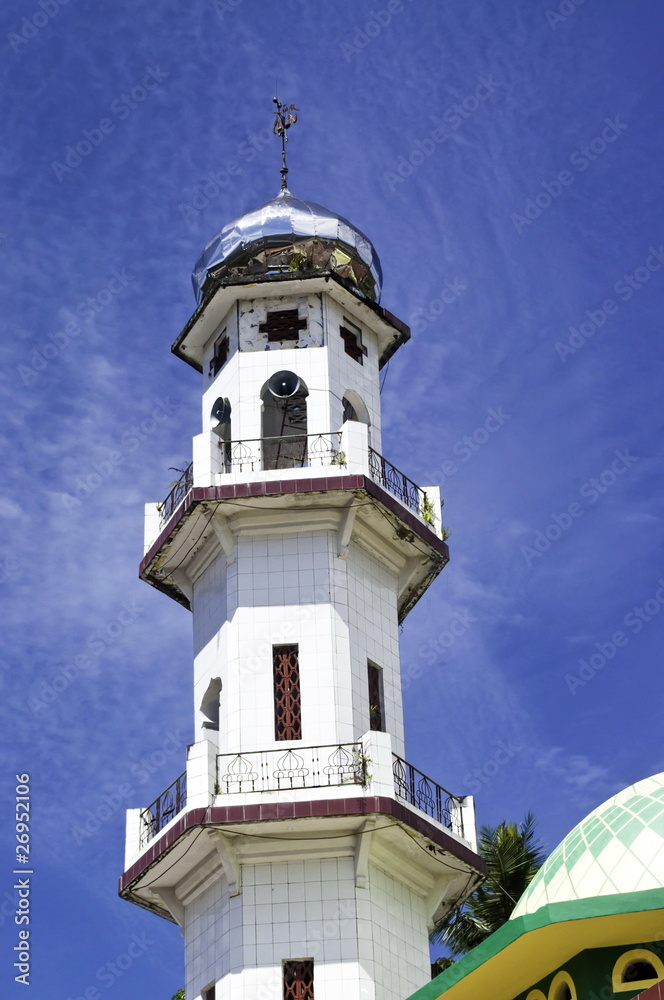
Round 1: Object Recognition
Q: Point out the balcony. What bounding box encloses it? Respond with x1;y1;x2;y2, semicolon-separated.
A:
155;430;440;534
135;740;469;852
139;770;186;849
392;755;464;838
157;464;193;523
216;743;367;795
218;431;343;476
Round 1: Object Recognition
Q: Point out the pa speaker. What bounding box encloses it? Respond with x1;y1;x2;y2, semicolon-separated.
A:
267;370;300;398
210;397;231;434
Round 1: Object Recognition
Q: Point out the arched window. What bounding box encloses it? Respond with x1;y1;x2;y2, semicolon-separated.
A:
261;374;308;470
200;677;222;733
613;950;664;992
548;971;576;1000
210;397;232;472
342;390;370;426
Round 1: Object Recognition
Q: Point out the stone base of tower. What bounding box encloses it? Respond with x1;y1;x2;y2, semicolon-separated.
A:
120;733;483;1000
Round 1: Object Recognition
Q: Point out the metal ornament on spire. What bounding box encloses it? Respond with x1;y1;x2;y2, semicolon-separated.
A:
272;97;298;191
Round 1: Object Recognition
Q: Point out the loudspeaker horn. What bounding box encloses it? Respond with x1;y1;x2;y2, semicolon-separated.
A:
210;397;231;434
267;370;301;398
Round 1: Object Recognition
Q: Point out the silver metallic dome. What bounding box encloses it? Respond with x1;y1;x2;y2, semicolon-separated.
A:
191;188;383;303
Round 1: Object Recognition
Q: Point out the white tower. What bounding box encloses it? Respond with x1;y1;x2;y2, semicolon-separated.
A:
121;126;484;1000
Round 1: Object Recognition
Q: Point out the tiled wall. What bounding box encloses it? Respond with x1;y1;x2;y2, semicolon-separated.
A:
199;291;381;451
191;530;404;755
184;858;430;1000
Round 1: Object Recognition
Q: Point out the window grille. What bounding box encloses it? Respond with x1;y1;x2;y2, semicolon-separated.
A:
273;645;302;741
283;959;314;1000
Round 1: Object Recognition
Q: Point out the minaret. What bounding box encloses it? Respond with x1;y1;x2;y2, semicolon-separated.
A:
120;107;484;1000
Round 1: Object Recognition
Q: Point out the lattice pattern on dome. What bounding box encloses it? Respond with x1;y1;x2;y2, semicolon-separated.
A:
512;773;664;917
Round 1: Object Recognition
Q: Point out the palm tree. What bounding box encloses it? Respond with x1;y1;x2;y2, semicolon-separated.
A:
431;812;546;956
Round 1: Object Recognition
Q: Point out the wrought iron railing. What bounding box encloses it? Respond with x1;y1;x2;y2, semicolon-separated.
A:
158;463;193;523
368;448;431;523
216;743;367;794
140;770;187;847
219;431;343;474
392;755;464;837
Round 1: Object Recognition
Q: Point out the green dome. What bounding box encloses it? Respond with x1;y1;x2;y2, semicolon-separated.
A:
512;772;664;918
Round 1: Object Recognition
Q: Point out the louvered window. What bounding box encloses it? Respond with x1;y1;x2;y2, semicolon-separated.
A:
340;318;366;363
273;645;302;741
260;309;307;342
209;330;229;376
283;959;314;1000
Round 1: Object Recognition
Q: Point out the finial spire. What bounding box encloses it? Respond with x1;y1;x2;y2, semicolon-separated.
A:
272;97;298;191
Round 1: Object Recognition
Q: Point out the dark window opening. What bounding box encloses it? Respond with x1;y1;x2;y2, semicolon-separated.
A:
368;662;384;732
200;677;221;732
202;984;216;1000
343;396;359;422
340;320;366;364
209;331;229;376
554;985;572;1000
262;380;308;470
273;645;302;741
283;959;314;1000
260;309;307;343
623;961;658;983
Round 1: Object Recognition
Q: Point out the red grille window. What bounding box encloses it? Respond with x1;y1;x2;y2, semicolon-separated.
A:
209;331;229;376
273;645;302;741
260;309;307;342
283;959;314;1000
368;662;384;732
340;321;366;363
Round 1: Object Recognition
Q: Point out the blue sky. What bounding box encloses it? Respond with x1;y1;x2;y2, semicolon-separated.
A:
1;0;663;995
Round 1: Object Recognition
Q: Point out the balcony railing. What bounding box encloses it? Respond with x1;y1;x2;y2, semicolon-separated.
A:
393;755;464;837
216;744;367;794
218;431;343;474
140;770;187;848
368;448;432;524
158;463;193;523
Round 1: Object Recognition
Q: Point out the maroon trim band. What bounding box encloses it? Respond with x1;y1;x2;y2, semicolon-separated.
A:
119;794;484;893
140;475;449;580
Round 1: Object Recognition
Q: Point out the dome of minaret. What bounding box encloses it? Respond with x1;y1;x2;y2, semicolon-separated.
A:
191;187;383;304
